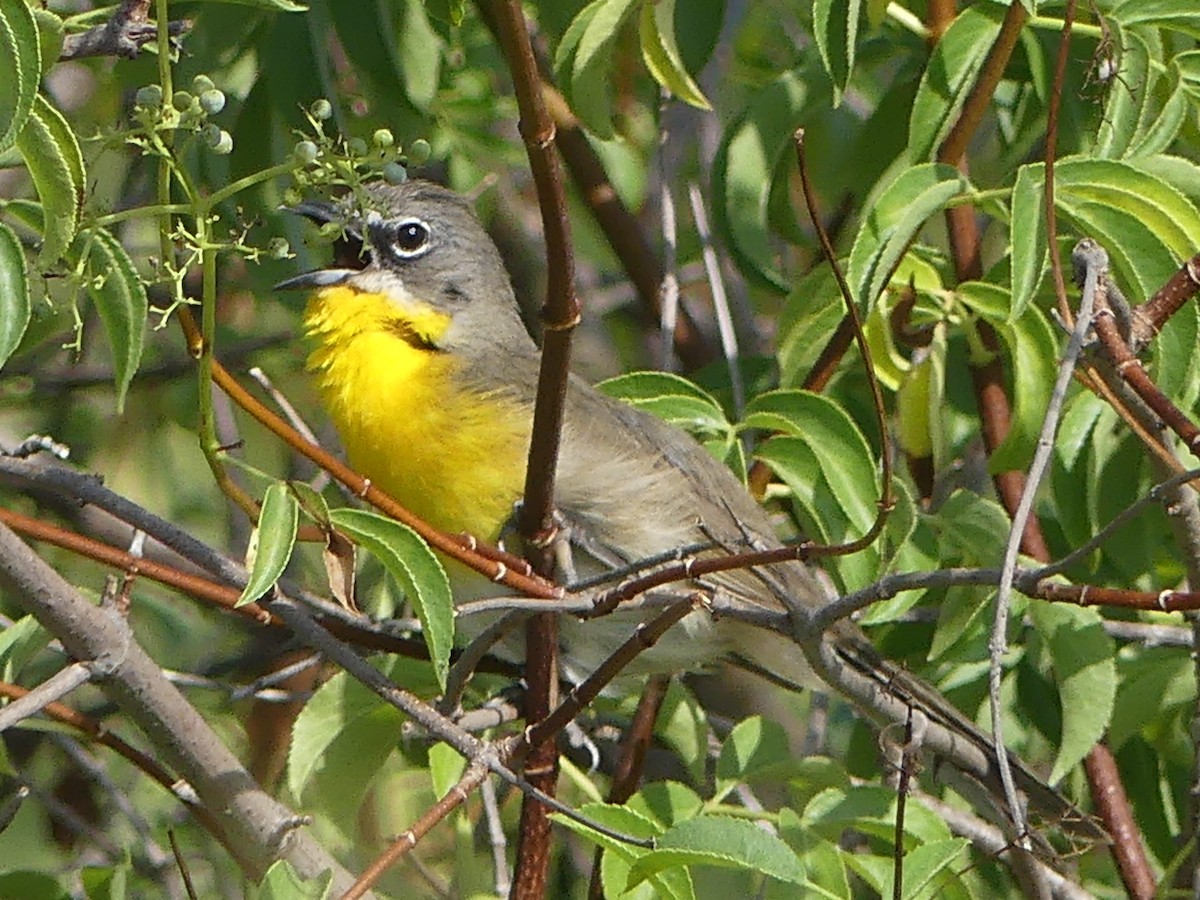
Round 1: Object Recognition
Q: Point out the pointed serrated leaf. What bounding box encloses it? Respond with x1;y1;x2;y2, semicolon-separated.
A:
73;227;147;412
1028;601;1116;783
0;0;40;153
15;96;81;266
0;220;29;368
907;5;1005;161
286;665;404;819
813;0;862;104
568;0;640;139
712;70;808;292
328;508;452;690
627;816;806;889
238;482;299;606
847;163;969;311
638;0;710;110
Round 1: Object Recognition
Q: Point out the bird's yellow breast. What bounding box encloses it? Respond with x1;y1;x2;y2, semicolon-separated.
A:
303;286;532;541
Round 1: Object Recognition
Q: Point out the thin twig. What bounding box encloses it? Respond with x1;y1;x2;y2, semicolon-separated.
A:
0;661;93;732
481;777;512;897
990;238;1103;845
687;181;744;416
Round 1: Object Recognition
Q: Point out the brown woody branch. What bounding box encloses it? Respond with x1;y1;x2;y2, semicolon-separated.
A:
59;0;190;62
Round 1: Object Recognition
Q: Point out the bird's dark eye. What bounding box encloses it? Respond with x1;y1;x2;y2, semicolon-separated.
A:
391;218;430;257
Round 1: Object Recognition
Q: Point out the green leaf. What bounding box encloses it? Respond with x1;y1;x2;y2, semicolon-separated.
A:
714;716;795;803
72;227;148;412
0;220;29;369
1046;156;1200;303
1008;164;1047;321
597;370;730;436
251;861;333;900
1027;601;1116;783
638;0;710;110
655;679;708;784
894;838;970;899
15;94;83;266
549;803;695;900
907;4;1005;161
238;482;299;606
558;0;640;140
712;69;809;291
1095;24;1154;160
0;0;40;153
427;741;466;800
846;163;969;311
31;8;63;74
958;282;1056;473
743;390;877;535
627;781;704;828
0;614;52;682
812;0;862;105
328;508;453;690
286;664;404;813
627;816;806;888
395;0;443;111
1109;0;1200;38
928;490;1009;567
801;785;953;845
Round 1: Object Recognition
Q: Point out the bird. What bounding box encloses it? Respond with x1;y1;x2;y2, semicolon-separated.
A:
275;178;1101;842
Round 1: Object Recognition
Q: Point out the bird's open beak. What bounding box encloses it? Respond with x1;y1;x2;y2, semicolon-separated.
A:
273;197;369;292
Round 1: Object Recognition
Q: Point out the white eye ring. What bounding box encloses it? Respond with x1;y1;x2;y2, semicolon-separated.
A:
392;217;431;258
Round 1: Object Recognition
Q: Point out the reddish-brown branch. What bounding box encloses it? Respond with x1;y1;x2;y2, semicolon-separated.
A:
0;507;274;625
937;2;1028;167
1132;251;1200;346
344;764;489;900
1085;745;1156;900
1093;313;1200;456
489;1;579;895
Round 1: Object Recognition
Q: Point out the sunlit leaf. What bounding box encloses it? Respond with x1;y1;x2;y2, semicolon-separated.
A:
238;482;299;606
1028;601;1116;783
0;220;29;369
627;816;806;888
847;163;969;311
329;508;453;690
638;0;710;110
72;227;148;412
0;0;40;153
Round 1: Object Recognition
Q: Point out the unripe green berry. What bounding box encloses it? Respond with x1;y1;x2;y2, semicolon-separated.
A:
171;90;193;112
135;84;163;108
199;89;226;115
407;138;431;165
293;140;319;164
310;98;333;120
267;237;291;259
319;221;343;238
211;130;233;155
382;162;407;185
191;74;215;94
372;128;394;149
347;137;368;156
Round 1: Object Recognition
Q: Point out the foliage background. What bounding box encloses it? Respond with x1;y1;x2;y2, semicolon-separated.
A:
1;0;1200;897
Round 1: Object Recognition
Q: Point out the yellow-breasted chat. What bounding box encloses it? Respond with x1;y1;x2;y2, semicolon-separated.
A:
276;178;1098;838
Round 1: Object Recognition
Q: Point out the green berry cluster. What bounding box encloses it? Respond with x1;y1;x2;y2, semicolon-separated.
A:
132;74;233;155
285;98;433;194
